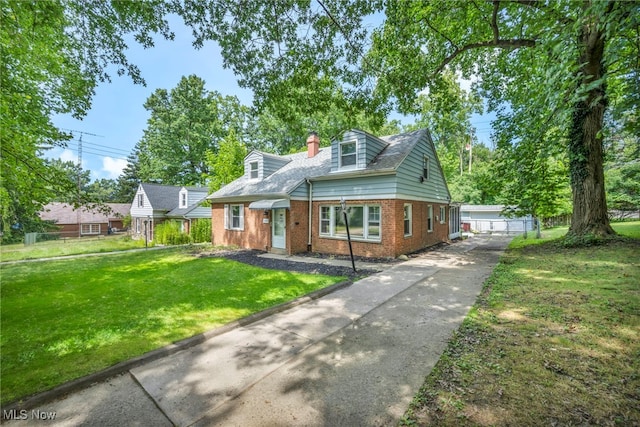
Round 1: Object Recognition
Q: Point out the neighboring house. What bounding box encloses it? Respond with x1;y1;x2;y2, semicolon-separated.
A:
40;202;130;236
130;183;210;241
460;205;534;234
207;129;458;258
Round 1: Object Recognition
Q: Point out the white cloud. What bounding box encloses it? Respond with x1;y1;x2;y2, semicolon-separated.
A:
59;148;77;163
102;157;127;179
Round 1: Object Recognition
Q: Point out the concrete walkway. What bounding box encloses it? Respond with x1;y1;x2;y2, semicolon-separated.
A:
3;235;511;426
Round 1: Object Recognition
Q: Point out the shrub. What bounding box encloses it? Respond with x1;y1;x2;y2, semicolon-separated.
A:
154;221;191;245
190;218;212;243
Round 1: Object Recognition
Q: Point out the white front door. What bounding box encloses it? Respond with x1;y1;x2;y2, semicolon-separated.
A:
272;208;286;249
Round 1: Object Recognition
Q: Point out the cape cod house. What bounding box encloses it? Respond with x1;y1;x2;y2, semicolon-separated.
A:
207;129;460;258
130;183;210;241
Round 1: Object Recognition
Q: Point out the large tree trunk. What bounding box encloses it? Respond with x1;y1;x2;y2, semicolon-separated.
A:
567;12;616;239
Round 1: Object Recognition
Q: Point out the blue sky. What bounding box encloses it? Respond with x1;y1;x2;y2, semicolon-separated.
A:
50;16;494;182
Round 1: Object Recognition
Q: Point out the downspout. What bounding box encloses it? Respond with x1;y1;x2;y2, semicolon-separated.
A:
306;178;313;251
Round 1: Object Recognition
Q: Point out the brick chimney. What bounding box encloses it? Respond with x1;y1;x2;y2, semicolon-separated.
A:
307;132;320;158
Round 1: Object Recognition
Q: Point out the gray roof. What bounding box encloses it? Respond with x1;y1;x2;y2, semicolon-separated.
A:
208;128;428;201
166;196;208;217
40;203;130;224
142;183;207;212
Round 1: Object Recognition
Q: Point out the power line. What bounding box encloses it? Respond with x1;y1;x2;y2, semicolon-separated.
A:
67;141;130;157
81;140;131;154
62;145;129;162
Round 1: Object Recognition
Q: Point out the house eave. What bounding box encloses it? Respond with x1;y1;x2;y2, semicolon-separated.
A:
311;168;396;181
207;193;291;204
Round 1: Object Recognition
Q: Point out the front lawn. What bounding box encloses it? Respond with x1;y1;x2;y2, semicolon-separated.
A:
402;221;640;425
0;234;148;262
0;248;345;405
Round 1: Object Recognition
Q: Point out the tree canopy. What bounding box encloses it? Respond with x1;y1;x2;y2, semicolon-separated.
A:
0;0;177;241
4;1;638;244
177;0;638;240
135;74;249;185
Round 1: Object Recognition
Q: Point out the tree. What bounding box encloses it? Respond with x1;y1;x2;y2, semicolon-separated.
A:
205;130;247;192
370;1;638;239
137;75;250;185
178;0;639;241
1;0;176;241
249;101;393;155
406;70;483;179
114;147;142;203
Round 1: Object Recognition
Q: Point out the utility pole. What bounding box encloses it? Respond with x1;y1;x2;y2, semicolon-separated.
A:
77;133;82;237
63;129;103;238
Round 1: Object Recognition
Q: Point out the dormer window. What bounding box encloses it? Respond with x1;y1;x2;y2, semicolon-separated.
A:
180;191;187;208
340;141;357;168
249;161;259;179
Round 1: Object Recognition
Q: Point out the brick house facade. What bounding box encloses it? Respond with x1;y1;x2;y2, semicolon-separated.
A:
208;129;456;258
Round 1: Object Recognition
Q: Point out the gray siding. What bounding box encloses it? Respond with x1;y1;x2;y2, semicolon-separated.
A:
312;175;397;200
245;151;290;180
362;132;388;167
395;132;450;203
330;130;388;172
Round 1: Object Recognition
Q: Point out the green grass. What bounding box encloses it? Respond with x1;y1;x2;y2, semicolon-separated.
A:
402;221;640;426
0;234;149;262
0;248;345;404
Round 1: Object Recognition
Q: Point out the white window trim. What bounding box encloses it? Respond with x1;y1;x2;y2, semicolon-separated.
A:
318;203;381;242
224;204;245;231
440;206;446;224
138;193;144;208
404;204;412;237
339;140;357;170
427;205;433;232
81;223;101;235
180;191;188;208
249;161;259;180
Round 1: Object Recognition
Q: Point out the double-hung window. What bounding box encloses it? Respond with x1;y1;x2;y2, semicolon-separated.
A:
404;204;412;237
319;204;381;241
340;141;357;168
138;194;144;208
427;205;433;232
440;206;446;224
249;161;259;179
224;204;244;230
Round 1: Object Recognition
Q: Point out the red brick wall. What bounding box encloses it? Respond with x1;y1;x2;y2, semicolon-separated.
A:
311;199;449;258
212;199;449;258
289;200;310;254
212;203;271;251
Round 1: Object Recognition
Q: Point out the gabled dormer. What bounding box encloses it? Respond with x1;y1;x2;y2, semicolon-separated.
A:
244;151;290;181
179;187;189;208
331;129;389;172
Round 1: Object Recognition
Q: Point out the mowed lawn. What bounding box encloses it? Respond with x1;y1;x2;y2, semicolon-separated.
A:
0;248;345;404
402;221;640;426
0;234;146;262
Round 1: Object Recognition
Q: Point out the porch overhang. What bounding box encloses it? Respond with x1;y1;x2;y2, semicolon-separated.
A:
248;199;290;210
